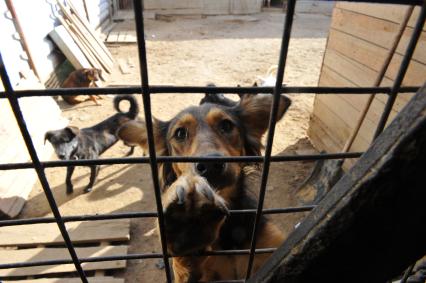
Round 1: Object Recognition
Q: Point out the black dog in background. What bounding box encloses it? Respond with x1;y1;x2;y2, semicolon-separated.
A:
45;95;139;194
199;83;241;107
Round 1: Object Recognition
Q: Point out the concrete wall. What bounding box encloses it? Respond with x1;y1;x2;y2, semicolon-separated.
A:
144;0;263;15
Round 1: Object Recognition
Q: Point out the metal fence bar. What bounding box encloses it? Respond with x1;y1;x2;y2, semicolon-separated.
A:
246;0;297;279
0;206;315;227
0;53;88;283
0;86;420;98
132;0;172;282
0;152;363;171
373;2;426;139
400;264;416;283
0;249;278;270
0;0;423;282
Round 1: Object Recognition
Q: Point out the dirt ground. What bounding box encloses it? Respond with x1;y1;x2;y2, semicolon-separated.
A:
21;10;331;282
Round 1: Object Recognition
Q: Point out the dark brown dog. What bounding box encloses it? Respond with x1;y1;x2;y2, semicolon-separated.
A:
61;68;102;105
45;95;138;194
118;92;291;281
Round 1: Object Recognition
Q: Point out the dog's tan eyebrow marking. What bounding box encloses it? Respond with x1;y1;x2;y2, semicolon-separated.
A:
168;113;197;139
206;108;235;127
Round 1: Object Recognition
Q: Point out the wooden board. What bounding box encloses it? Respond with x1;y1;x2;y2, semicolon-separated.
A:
335;2;425;31
0;219;130;247
0;246;127;277
321;50;415;111
65;0;114;62
327;28;426;80
3;277;124;283
116;30;137;43
49;25;91;70
252;84;426;283
308;2;424;170
319;66;406;120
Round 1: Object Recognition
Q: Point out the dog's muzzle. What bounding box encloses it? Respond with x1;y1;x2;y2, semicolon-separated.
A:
194;153;228;187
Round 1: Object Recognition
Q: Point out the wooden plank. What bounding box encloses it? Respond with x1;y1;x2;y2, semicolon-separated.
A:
319;66;406;119
322;46;418;107
307;116;341;153
307;116;357;170
313;67;413;158
396;28;426;65
316;95;377;143
327;28;426;85
331;7;426;62
251;84;426;283
0;246;127;277
65;0;114;62
322;48;423;98
64;11;114;68
68;20;113;73
49;25;91;70
335;3;425;31
57;16;103;72
316;67;409;151
3;277;124;283
322;48;392;87
311;99;370;151
106;30;120;43
326;29;426;87
0;219;130;247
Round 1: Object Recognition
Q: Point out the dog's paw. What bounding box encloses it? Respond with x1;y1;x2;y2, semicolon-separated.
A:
163;175;228;255
84;186;93;193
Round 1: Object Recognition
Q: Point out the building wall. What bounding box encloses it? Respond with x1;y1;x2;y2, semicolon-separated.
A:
308;3;426;168
0;0;31;87
143;0;263;15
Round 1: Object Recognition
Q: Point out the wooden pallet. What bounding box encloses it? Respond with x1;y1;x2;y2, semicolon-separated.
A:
0;219;129;282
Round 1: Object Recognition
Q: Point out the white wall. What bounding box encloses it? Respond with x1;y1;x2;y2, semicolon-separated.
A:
0;0;30;86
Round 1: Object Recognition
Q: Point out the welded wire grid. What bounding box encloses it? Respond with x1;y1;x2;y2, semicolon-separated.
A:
0;0;425;282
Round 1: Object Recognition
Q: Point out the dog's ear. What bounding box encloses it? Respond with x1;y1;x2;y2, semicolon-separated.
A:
44;132;53;144
117;119;168;155
237;94;291;152
64;126;80;140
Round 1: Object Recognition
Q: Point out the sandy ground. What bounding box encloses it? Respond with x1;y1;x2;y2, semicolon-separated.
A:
20;11;331;282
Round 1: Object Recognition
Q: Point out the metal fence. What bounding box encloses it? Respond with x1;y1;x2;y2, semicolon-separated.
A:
0;0;425;282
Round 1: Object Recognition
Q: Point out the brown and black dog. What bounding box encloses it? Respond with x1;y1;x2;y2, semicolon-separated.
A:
61;68;102;105
118;92;291;282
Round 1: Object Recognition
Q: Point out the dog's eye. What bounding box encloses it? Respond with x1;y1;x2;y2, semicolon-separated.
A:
174;127;188;141
219;119;234;133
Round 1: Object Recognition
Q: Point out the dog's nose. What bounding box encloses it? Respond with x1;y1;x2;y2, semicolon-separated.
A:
58;154;66;160
195;153;226;178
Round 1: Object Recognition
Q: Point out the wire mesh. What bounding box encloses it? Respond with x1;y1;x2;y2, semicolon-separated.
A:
0;0;425;282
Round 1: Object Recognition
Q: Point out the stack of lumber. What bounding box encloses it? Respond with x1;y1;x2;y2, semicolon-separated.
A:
50;0;114;80
0;219;129;282
308;3;426;169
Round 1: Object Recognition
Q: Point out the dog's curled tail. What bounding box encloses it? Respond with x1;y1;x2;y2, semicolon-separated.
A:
114;95;139;119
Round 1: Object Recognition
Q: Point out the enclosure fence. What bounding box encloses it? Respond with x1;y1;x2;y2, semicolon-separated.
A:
0;0;425;282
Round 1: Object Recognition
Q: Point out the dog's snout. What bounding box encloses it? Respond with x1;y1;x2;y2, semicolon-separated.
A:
58;154;66;160
195;153;226;178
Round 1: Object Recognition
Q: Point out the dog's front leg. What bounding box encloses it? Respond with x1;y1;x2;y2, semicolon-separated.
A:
162;175;229;282
66;166;75;194
84;165;99;193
